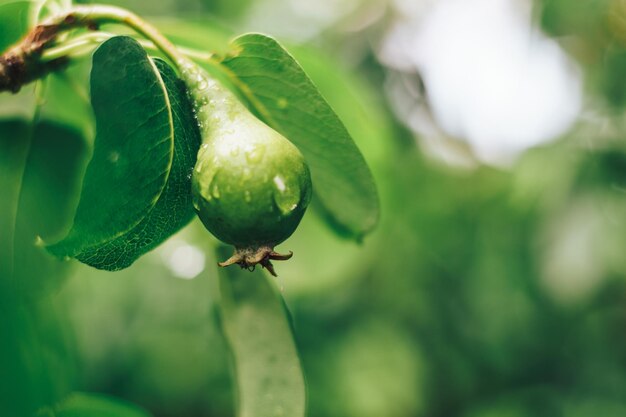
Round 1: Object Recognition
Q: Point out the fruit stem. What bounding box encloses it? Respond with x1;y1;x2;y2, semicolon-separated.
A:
40;5;245;119
0;4;204;92
41;31;214;63
41;5;187;69
39;31;111;62
1;3;251;133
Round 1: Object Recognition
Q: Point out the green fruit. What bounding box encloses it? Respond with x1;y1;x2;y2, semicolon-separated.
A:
179;60;312;275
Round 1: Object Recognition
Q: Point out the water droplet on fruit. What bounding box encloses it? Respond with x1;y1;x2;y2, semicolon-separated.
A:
196;149;205;163
198;143;209;158
197;78;208;91
272;176;300;215
245;146;265;163
198;168;221;202
273;175;286;192
211;181;221;199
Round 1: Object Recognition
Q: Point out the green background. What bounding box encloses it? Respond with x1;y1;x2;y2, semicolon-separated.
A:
1;0;626;416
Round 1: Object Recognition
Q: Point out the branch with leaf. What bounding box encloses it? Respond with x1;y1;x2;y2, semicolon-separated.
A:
0;1;379;416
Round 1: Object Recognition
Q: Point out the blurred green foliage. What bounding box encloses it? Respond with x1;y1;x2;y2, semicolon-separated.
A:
539;0;626;108
1;0;626;417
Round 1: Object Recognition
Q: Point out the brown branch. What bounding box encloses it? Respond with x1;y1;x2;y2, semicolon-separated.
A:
0;15;87;93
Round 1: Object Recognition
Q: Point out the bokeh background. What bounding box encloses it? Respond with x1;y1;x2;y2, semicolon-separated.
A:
2;0;626;416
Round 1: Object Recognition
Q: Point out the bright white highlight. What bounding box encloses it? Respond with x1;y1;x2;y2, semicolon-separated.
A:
381;0;583;165
274;175;286;192
166;244;206;279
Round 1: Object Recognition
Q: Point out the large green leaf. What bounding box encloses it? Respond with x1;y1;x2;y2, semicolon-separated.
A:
287;45;395;170
0;118;83;416
42;62;95;142
75;58;200;270
217;246;306;417
217;33;379;240
44;392;152;417
47;36;176;263
0;1;30;53
0;119;87;296
0;119;30;284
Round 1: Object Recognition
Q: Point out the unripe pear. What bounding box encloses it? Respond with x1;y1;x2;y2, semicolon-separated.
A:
179;60;312;275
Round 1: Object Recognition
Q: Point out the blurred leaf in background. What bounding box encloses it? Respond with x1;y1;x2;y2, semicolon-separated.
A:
539;0;626;108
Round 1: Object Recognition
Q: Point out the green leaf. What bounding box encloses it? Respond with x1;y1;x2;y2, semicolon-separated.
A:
47;36;176;263
42;62;95;142
0;119;30;283
0;118;87;296
75;58;201;270
0;295;75;417
0;1;30;53
218;33;379;239
0;118;84;414
45;392;152;417
288;46;395;169
217;246;306;417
